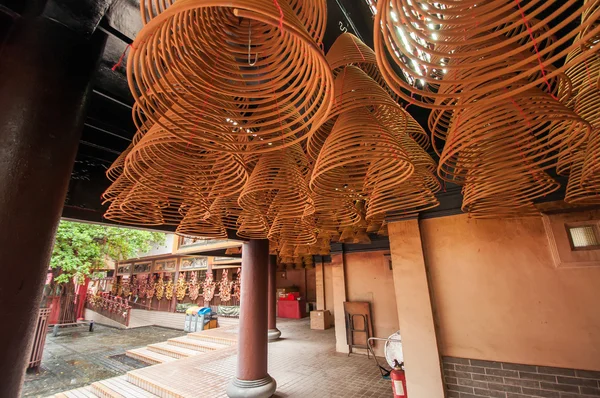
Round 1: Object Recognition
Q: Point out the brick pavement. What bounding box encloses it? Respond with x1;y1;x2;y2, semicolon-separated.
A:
23;324;186;397
127;318;393;397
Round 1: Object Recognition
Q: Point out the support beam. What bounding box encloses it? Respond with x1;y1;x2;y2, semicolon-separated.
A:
388;220;445;397
315;260;325;311
0;16;105;396
331;252;348;353
227;240;276;398
267;255;281;341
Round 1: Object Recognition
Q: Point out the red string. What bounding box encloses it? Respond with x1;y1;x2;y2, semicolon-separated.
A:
506;91;541;183
112;44;132;71
506;92;531;127
584;58;593;82
273;0;284;32
513;0;558;100
350;36;366;62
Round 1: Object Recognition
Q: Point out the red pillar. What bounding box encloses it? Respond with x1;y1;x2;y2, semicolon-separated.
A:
227;240;276;398
267;255;281;341
76;277;91;320
0;15;105;396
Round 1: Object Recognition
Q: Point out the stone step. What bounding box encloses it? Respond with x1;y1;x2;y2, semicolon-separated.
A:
126;347;177;365
51;386;98;398
147;342;200;359
126;373;185;398
167;336;230;352
91;376;159;398
186;332;236;346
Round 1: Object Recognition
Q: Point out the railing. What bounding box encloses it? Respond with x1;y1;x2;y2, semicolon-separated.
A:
85;292;131;326
28;308;51;368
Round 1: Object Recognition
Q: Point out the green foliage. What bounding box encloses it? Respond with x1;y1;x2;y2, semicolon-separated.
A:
50;221;165;283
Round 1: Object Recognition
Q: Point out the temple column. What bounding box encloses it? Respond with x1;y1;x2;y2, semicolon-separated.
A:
0;15;105;396
267;255;281;341
227;240;277;398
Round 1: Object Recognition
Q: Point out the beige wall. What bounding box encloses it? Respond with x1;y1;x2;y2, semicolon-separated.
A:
344;251;399;357
421;214;600;371
277;269;306;298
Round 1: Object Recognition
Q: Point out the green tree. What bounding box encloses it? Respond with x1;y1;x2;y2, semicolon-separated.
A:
50;221;165;283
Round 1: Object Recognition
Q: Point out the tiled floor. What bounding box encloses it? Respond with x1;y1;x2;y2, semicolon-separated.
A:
23;325;186;397
128;318;393;397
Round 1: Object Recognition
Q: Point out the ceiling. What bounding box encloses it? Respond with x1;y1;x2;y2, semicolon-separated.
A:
0;0;574;233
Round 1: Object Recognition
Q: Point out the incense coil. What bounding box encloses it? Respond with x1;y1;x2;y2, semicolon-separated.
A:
427;39;571;149
105;181;182;226
312;195;361;232
236;210;271;240
554;40;600;200
438;88;590;184
582;127;600;191
461;161;560;218
311;107;414;198
102;173;134;204
371;106;432;157
326;32;400;102
565;145;600;204
140;0;327;44
374;0;600;110
122;125;248;201
560;46;600;106
307;66;406;160
366;170;441;220
267;216;317;246
238;143;313;219
210;196;243;230
129;0;333;154
176;204;228;239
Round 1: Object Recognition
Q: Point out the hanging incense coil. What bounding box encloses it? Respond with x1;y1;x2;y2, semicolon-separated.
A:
326;32;400;102
122;125;248;201
236;210;271;240
105;181;177;226
427;39;571;151
176;203;228;239
311;107;414;198
366;170;441;220
560;47;600;105
211;196;243;230
312;194;361;232
106;144;133;182
140;0;328;44
371;105;432;156
437;88;590;185
268;216;317;246
307;66;407;160
129;0;333;154
460;155;560;218
374;0;600;110
238;143;313;219
326;34;429;149
564;145;600;204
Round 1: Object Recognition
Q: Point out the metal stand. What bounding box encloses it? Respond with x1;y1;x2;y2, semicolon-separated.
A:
367;336;403;379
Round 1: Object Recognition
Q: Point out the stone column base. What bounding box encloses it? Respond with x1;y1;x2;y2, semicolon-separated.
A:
267;328;281;341
227;375;277;398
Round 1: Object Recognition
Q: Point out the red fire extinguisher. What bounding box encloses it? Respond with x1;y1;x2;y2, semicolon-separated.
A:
391;360;408;398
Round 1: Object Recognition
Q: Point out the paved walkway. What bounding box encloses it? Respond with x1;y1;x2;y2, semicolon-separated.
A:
23;325;186;397
126;318;392;397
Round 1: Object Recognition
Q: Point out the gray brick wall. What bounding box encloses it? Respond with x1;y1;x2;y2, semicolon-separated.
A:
443;356;600;398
